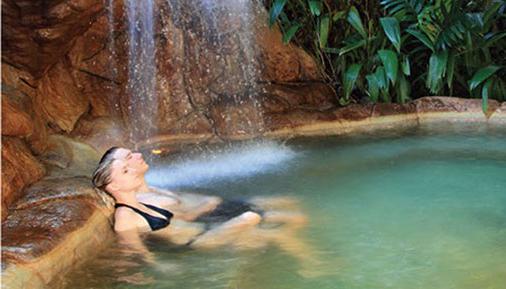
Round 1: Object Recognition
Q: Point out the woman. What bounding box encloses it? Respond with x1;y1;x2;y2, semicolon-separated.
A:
92;147;272;248
92;147;322;275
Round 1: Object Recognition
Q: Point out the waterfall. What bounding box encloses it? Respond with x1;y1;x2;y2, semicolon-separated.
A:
125;0;158;142
123;0;266;144
166;0;265;136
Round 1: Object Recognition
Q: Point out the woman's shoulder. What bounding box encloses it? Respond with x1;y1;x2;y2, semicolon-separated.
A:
114;206;146;232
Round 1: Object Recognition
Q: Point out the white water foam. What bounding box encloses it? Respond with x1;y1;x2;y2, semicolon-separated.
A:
145;141;297;188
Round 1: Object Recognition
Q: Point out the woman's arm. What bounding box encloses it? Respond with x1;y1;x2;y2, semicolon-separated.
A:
138;189;222;221
116;229;157;264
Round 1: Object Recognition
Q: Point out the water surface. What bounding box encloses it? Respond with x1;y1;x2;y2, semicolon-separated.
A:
59;124;506;289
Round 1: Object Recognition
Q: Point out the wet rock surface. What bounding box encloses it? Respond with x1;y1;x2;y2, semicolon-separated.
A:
1;137;45;221
35;60;90;133
40;135;101;178
1;0;103;77
1;175;114;288
2;199;97;263
71;116;130;154
1;63;50;154
13;177;102;210
1;97;34;137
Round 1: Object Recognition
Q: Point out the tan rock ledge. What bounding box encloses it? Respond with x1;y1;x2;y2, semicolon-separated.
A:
1;178;114;289
140;97;505;150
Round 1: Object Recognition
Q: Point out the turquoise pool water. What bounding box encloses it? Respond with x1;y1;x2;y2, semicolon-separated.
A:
59;124;506;289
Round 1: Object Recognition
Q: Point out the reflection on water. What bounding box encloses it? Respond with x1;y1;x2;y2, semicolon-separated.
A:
59;124;506;289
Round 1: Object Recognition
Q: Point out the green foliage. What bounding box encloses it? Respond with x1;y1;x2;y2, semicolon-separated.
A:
264;0;506;107
427;51;448;93
347;6;368;39
380;17;402;53
343;63;362;104
378;49;399;85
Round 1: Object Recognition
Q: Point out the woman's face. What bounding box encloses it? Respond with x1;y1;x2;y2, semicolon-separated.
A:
106;148;149;193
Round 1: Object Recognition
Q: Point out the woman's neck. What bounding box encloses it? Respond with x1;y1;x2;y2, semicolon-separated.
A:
114;182;148;205
114;191;139;205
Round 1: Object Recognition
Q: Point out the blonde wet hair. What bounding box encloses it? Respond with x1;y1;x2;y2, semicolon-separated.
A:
92;147;120;193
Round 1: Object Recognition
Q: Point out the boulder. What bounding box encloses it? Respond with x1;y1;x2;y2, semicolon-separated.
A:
1;183;114;287
13;177;110;212
35;60;89;133
71;116;130;154
254;11;320;82
1;0;104;77
1;63;49;154
68;13;127;118
1;137;45;220
1;97;33;137
39;135;101;178
260;83;336;113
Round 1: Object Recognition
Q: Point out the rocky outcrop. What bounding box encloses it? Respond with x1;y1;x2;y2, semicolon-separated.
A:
36;59;90;133
64;0;332;140
1;97;33;137
1;177;114;289
1;0;104;78
1;136;114;289
39;134;101;178
263;97;506;139
1;63;49;154
71;116;130;154
1;138;45;220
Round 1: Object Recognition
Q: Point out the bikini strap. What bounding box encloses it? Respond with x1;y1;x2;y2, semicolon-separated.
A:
141;203;174;219
115;203;152;218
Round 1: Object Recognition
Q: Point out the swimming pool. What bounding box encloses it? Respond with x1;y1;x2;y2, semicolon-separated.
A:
57;123;506;289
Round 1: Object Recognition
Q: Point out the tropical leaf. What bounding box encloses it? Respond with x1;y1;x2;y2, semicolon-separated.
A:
381;0;425;21
338;38;367;56
374;66;390;102
380;17;402;53
308;0;322;16
401;55;411;76
347;6;367;39
374;66;389;91
481;78;493;114
406;28;434;51
366;73;380;102
343;63;362;99
426;51;448;93
319;15;330;48
269;0;287;27
446;53;456;92
397;73;410;103
469;65;501;90
378;49;399;85
283;23;301;44
483;2;502;31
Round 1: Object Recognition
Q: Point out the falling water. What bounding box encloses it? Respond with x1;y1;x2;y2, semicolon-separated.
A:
107;0;117;76
125;0;158;141
167;0;265;136
124;0;267;144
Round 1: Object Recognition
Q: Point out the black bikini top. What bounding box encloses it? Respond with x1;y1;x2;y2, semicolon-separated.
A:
115;202;174;231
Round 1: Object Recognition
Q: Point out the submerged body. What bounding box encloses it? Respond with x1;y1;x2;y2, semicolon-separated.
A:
92;147;314;261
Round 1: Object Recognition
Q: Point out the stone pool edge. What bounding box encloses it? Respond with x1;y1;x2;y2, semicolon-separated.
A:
138;96;506;148
1;209;114;289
